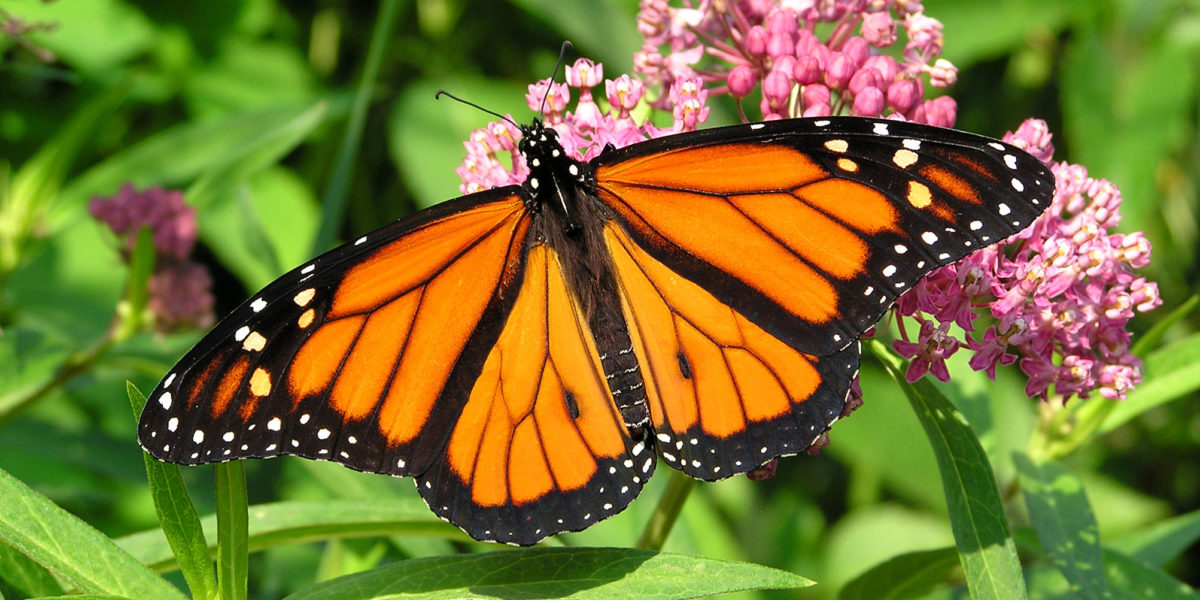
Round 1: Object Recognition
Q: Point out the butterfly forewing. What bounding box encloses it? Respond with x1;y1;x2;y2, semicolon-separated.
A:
137;189;530;475
594;117;1054;357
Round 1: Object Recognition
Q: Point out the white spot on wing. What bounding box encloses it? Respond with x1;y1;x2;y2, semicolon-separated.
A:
873;122;889;135
159;392;172;410
267;417;282;431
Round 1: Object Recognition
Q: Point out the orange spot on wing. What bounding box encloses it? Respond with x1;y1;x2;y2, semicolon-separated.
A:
598;143;826;195
509;420;553;505
288;315;364;400
329;292;421;420
471;401;513;508
190;356;223;412
249;367;272;397
212;355;250;420
728;192;867;281
675;320;745;438
794;178;900;234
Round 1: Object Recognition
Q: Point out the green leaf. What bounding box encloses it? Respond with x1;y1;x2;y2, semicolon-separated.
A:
1100;548;1199;600
0;542;64;598
63;103;338;204
188;101;331;289
282;548;813;600
1101;333;1200;432
870;340;1027;600
925;0;1083;67
216;462;249;600
129;383;216;600
1110;508;1200;568
0;327;72;424
839;547;960;600
0;467;185;600
1013;453;1112;599
116;500;447;571
311;0;401;255
506;0;642;69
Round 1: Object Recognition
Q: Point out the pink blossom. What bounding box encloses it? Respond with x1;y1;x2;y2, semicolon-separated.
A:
90;184;215;331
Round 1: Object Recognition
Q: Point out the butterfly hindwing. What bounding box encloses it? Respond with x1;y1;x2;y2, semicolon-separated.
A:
137;189;531;476
416;243;652;545
594;117;1055;357
604;223;855;479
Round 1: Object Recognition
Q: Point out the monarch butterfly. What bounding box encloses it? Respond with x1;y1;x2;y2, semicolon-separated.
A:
138;114;1054;545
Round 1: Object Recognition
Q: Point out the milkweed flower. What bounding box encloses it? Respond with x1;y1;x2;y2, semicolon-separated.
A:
90;184;215;332
892;120;1161;401
634;0;957;123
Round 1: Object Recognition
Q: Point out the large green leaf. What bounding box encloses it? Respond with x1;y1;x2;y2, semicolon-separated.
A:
282;548;813;600
117;500;446;571
1013;453;1112;599
871;340;1027;600
215;461;248;600
0;467;185;600
130;383;216;600
1110;508;1200;568
839;547;960;600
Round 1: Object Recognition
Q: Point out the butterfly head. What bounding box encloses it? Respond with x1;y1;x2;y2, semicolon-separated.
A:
517;118;591;233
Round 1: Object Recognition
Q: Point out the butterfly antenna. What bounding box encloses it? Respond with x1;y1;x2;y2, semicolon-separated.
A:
538;40;574;117
433;90;519;128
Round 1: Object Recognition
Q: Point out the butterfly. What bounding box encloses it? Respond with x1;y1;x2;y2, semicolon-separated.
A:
138;115;1054;545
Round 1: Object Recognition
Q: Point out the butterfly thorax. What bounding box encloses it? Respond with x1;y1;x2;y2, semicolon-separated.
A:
518;120;650;430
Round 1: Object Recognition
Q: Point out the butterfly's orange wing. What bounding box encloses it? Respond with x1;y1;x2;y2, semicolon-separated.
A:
139;190;531;479
593;117;1053;476
416;243;652;545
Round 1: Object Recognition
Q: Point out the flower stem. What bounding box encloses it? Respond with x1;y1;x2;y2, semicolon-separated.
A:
635;469;694;551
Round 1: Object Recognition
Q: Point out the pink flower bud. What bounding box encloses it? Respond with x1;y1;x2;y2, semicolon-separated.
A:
727;64;758;98
861;11;898;47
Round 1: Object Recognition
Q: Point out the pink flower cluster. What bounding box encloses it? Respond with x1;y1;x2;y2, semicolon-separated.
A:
89;184;214;331
455;59;710;194
892;120;1161;401
635;0;957;123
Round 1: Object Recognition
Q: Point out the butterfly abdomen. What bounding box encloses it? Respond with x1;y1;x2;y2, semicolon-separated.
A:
592;304;650;429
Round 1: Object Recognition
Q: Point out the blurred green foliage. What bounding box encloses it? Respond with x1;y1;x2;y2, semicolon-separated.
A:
1;0;1198;599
